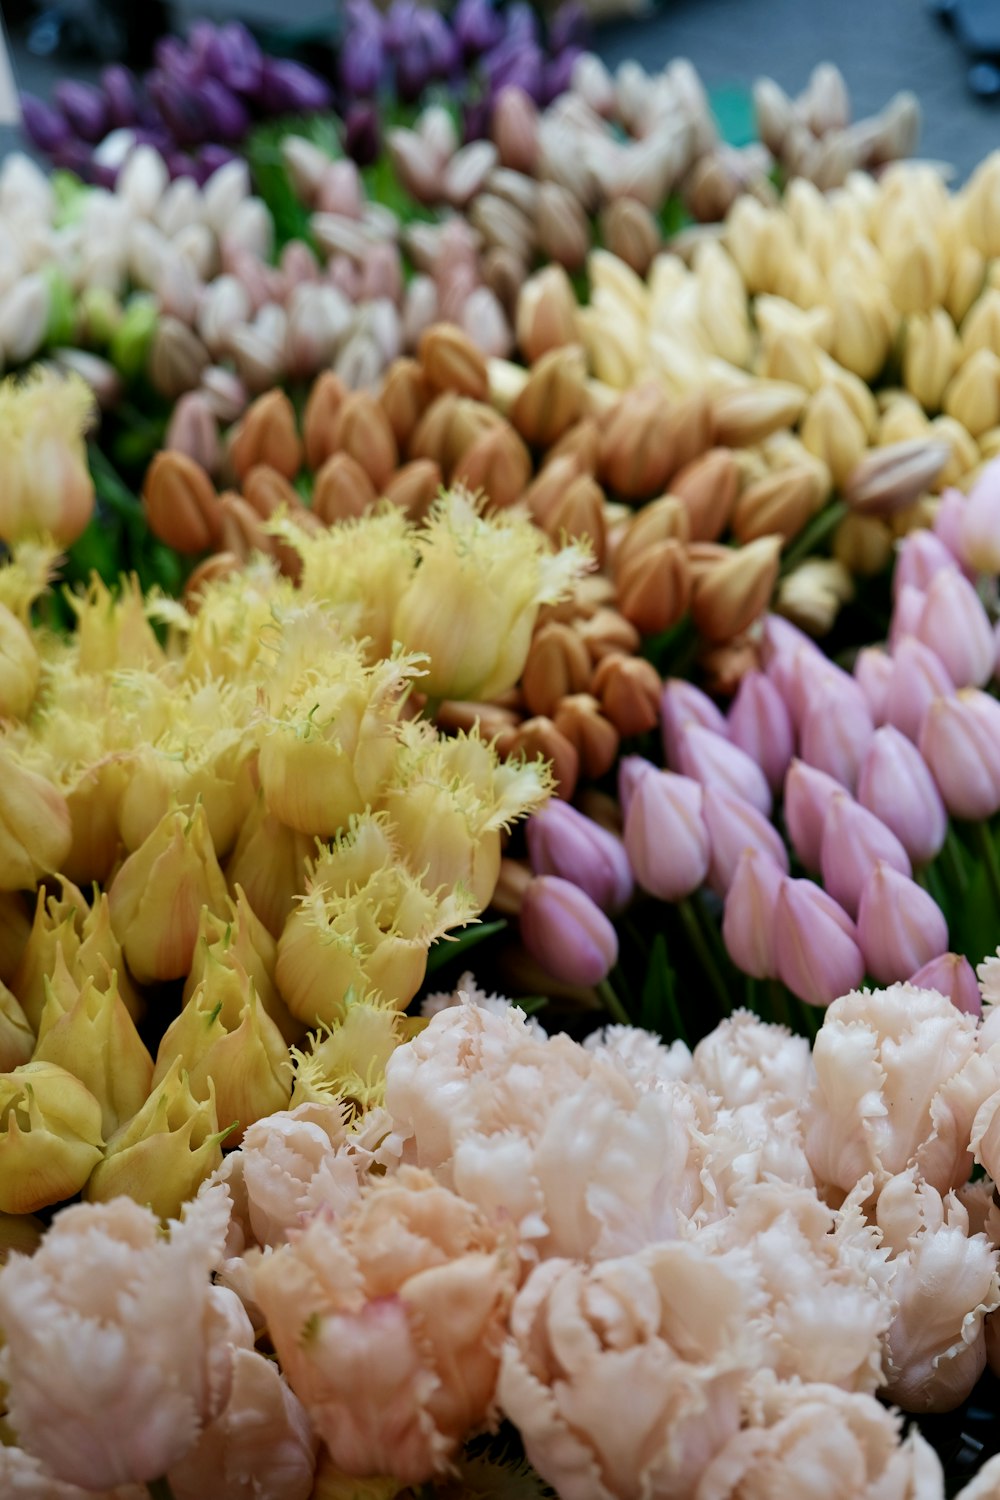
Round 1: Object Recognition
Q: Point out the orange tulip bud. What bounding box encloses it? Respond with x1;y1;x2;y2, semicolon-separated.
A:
522;622;593;718
229;389;302;481
312;452;378;523
453;423;532;510
333;391;399;492
670;447;741;543
503;716;579;799
691;534;782;642
591;654;661;737
380;357;431;450
731;464;826;543
552;693;620;779
384;458;443;521
510;346;589;448
142;450;222;554
419;325;490;401
302;370;348;472
616;539;692;636
542;474;607;565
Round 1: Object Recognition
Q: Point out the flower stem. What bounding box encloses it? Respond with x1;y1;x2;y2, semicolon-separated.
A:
147;1480;176;1500
974;822;1000;914
596;977;630;1026
678;897;732;1017
942;826;969;896
779;500;849;576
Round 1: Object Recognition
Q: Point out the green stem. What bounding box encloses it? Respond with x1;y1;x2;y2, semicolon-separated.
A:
942;826;969;896
678;897;732;1017
766;979;793;1030
596;977;630;1026
973;822;1000;915
147;1480;176;1500
779;499;849;576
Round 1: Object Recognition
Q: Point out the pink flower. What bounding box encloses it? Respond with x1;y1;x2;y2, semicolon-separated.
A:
722;850;785;980
857;864;948;985
726;671;794;795
526;801;633;914
798;674;874;792
920;690;1000;820
959;457;1000;573
857;725;948;866
774;878;865;1008
820;793;911;919
915;568;996;688
702;784;788;897
888;583;927;652
894;530;960;599
910;954;982;1018
677;723;772;816
783;760;844;872
623;768;710;902
617;753;656;820
883;637;953;743
853;647;893;726
520;875;619;986
661;678;729;769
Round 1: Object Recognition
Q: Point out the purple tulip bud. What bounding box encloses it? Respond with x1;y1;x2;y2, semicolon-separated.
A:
775;877;865;1007
155;35;192;75
541;46;583;105
51;139;96;177
617;754;656;822
549;0;590;52
520;875;618;987
883;637;953;743
798;673;874;793
454;0;505;57
915;567;996;688
893;530;956;601
506;2;540;43
54;80;110;143
857;725;947;867
784;760;844;872
133;124;173;153
89;161;119;191
702;784;788;898
165;150;198;182
934;487;973;570
340;24;385;97
207;23;265;97
761;612;826;670
820;792;911;919
919;689;1000;821
343;102;381;166
197;144;238;179
417;8;460;76
723;849;784;980
527;801;633;914
909;953;982;1017
101;65;140;128
383;0;421;53
677;723;772;817
857;863;948;985
461;95;492;145
20;93;72;154
623;769;709;902
199;78;250;141
853;647;892;727
485;42;546;104
888;584;927;652
960;457;1000;573
661;679;728;770
727;671;794;796
148;72;210;148
259;59;333;116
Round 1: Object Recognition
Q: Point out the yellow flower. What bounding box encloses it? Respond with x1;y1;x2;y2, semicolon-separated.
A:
0;603;39;721
224;789;313;942
0;1059;104;1213
67;575;165;676
9;879;85;1030
184;885;303;1045
290;990;409;1113
0;369;95;546
32;968;153;1138
0;746;72;892
392;487;590;702
0;980;33;1071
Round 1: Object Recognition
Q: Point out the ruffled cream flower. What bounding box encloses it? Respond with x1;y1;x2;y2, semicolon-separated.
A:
583;1024;694;1090
691;1011;814;1115
253;1167;517;1484
0;1444;146;1499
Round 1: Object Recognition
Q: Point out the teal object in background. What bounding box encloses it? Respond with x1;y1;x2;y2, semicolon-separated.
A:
708;85;757;146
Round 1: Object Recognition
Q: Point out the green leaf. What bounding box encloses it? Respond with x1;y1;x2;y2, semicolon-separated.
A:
425;918;507;975
639;932;687;1044
947;857;995;965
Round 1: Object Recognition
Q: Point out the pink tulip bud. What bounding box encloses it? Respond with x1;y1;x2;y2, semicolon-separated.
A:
857;862;948;985
919;688;1000;820
280;239;321;289
820;791;911;918
934;486;970;566
914;569;995;687
853;647;893;726
909;952;982;1017
164;390;221;475
316;160;365;219
623;768;710;901
774;876;865;1007
798;674;874;792
661;679;729;770
784;759;844;872
677;723;772;816
995;619;1000;681
761;612;825;670
888;584;927;652
892;531;956;600
526;802;634;914
722;848;784;979
617;754;656;821
520;875;618;987
857;725;947;866
776;652;855;736
726;670;794;794
959;458;1000;574
702;784;788;897
883;637;953;743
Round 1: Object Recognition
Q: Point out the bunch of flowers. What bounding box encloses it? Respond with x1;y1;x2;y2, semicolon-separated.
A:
5;972;1000;1493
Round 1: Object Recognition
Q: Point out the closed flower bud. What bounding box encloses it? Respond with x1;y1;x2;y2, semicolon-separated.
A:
677;721;772;816
333;391;399;492
536;182;590;271
615;538;691;637
731;463;824;544
919;689;1000;820
312;452;378;523
833;513;894;576
527;801;633;914
142;449;222;554
910;952;982;1016
857;863;949;984
775;557;854;637
623;767;709;901
492;85;540;175
784;758;844;871
775;876;865;1007
0;603;39;721
944;349;1000;438
960;458;1000;572
600;386;679;500
505;716;579;798
702;783;788;897
229;389;302;481
510;346;588;449
0;977;33;1070
854;646;893;724
0;1060;103;1213
712;381;805;447
108;804;230;985
226;792;312;940
0;753;72;893
33;969;152;1139
820;791;912;918
516;265;579;364
691;535;782;643
148;316;210;401
600;197;661;276
722;847;784;979
0;370;95;547
552;693;620;779
522;622;592;718
801;384;868;487
542;474;608;565
520;874;618;987
727;670;794;794
384;458;442;520
857;724;947;866
799;671;874;792
591;653;661;737
844;439;950;518
884;635;953;742
903;309;959;410
670;447;742;542
302;370;347;472
453;422;532;510
380;358;430;451
914;567;995;687
420;324;489;401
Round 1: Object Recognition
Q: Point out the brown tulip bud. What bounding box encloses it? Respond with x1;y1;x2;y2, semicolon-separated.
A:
241;464;300;521
482;246;530;320
552;694;620;780
612;496;690;581
547;417;602;475
441;399;506;476
453;422;532;510
543;474;607;565
183;552;243;607
229;390;302;481
217;492;274;562
712;382;805;447
524;454;579;527
419;325;490;401
600;198;661;276
408;392;459;470
600;385;711;499
302;371;347;472
591;654;661;737
332;391;399;492
311;452;378;523
842;438;950;517
384;459;442;521
490;857;533;918
142;451;222;554
690;534;782;643
669;447;741;542
576;607;641;664
148;317;210;401
521;623;593;718
380;358;430;451
536;576;616;632
730;463;825;543
536;183;590;272
700;637;760;698
434;700;521;739
510;346;588;448
491;85;540;175
615;539;692;637
505;716;579;798
517;265;578;364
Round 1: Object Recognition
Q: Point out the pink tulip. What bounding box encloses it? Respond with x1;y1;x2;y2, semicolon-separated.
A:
774;877;866;1007
164;390;220;475
856;725;947;866
722;848;784;980
726;671;794;795
995;619;1000;682
883;637;953;743
909;952;982;1018
798;673;874;792
677;723;772;816
892;530;956;600
959;458;1000;574
702;784;789;897
934;486;971;567
853;647;893;726
783;760;844;872
857;863;948;985
761;612;825;669
661;679;729;770
520;876;618;986
914;569;996;687
770;650;851;733
617;754;657;821
526;801;634;915
888;584;927;652
623;768;710;901
820;791;911;918
919;689;1000;820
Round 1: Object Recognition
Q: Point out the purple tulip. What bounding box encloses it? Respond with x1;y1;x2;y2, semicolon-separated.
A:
194;145;237;183
883;637;953;743
520;876;618;987
133;124;173;152
919;689;1000;821
819;792;911;919
165;150;198;182
677;723;772;817
775;878;865;1008
783;760;844;872
702;784;788;898
727;671;794;797
623;769;710;903
206;23;265;97
343;102;381;165
541;47;583;105
383;0;421;53
661;679;729;770
198;78;250;141
100;65;140;128
54;80;109;143
506;2;541;42
154;34;193;76
454;0;505;57
485;41;546;104
853;647;892;726
857;863;948;985
259;59;333;115
461;95;492;144
148;72;210;147
915;567;996;689
722;849;784;980
20;93;72;154
527;801;634;915
51;139;96;177
857;725;947;867
418;8;460;75
909;953;982;1017
617;754;656;821
798;673;874;793
340;24;385;97
892;530;956;601
549;0;590;52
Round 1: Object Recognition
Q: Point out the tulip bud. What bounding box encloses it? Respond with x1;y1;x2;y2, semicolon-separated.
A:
312;452;378;523
526;802;633;914
516;265;579;364
726;670;794;795
614;539;691;637
332;392;399;493
519;875;617;987
536;182;590;271
912;568;995;688
799;384;868;487
33;970;153;1138
0;603;39;721
798;672;874;792
712;382;805;448
722;848;784;980
504;717;579;799
909;953;982;1017
521;623;592;718
601;387;712;500
919;689;1000;820
623;768;709;902
590;654;661;738
0;973;33;1070
857;863;949;985
960;460;1000;573
670;447;741;543
903;309;958;410
820;791;912;918
660;679;728;767
225;792;312;940
420;325;490;402
301;370;347;473
552;694;620;780
843;439;950;519
857;725;947;867
0;1059;104;1213
853;647;893;726
943;349;1000;438
883;636;953;743
108;805;230;985
702;784;788;898
453;423;532;510
600;198;660;276
676;722;772;816
86;1058;227;1219
492;85;539;174
541;474;607;565
690;535;782;643
229;389;302;481
782;758;843;872
142;450;222;554
381;459;439;521
0;753;72;893
509;347;588;449
774;877;865;1007
731;464;823;545
380;358;430;451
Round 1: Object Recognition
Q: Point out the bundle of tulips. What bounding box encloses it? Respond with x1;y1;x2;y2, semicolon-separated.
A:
8;971;1000;1494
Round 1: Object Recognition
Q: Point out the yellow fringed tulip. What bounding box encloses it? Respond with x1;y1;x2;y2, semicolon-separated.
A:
0;369;95;546
33;969;153;1138
0;1060;103;1214
0;748;72;892
0;980;33;1071
0;602;39;721
289;990;407;1111
224;791;313;941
